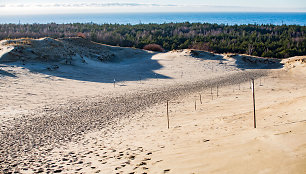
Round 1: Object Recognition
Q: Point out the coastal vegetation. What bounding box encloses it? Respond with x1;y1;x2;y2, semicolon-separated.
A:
0;22;305;58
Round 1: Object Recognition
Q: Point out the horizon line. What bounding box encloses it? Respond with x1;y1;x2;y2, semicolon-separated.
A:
1;11;306;16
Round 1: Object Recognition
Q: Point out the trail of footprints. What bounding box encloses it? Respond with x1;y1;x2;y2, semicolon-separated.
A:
17;144;163;174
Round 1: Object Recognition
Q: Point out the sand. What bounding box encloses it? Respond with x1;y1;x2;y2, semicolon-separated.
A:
0;38;305;173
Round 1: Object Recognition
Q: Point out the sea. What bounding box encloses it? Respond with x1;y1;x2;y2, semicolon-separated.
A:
0;12;305;25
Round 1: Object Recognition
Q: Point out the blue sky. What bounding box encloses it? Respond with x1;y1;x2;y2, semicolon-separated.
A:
1;0;305;15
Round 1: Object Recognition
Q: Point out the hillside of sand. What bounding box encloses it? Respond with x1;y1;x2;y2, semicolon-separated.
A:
0;37;305;174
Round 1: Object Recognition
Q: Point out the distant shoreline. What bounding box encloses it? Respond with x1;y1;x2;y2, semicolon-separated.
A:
0;12;305;25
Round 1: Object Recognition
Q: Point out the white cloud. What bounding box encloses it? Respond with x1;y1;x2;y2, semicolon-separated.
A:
4;2;177;8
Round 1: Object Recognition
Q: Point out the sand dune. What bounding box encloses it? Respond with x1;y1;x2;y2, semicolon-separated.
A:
0;38;305;173
0;37;146;63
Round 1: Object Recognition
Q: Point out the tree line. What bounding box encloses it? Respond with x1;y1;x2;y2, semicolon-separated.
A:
0;22;305;58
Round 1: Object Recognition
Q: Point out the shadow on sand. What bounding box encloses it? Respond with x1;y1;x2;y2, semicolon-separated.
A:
190;50;226;61
190;50;284;70
233;55;284;70
0;68;17;77
2;51;171;83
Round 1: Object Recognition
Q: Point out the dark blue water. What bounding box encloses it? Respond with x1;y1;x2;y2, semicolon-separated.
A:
0;12;305;25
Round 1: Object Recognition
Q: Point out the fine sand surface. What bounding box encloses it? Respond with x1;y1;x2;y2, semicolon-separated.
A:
0;38;305;173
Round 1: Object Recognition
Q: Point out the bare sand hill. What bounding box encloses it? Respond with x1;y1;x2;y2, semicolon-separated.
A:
0;38;305;174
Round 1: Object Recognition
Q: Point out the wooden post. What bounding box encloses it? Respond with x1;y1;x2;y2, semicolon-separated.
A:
217;85;219;97
114;78;116;88
200;94;202;104
211;86;213;95
167;100;169;129
239;83;240;90
195;100;197;110
252;79;256;128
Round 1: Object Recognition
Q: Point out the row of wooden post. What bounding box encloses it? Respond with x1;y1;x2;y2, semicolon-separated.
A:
166;79;257;129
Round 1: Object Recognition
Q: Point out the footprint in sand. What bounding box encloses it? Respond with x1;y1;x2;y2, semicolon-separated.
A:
77;161;83;164
143;158;151;161
164;169;171;173
137;162;147;166
75;168;82;171
62;158;69;162
153;160;163;164
53;169;63;173
129;155;136;160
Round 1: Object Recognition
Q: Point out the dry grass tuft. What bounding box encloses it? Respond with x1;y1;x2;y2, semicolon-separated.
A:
3;38;33;46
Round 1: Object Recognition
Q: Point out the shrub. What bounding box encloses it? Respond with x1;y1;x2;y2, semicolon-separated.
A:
77;32;86;39
143;44;164;52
